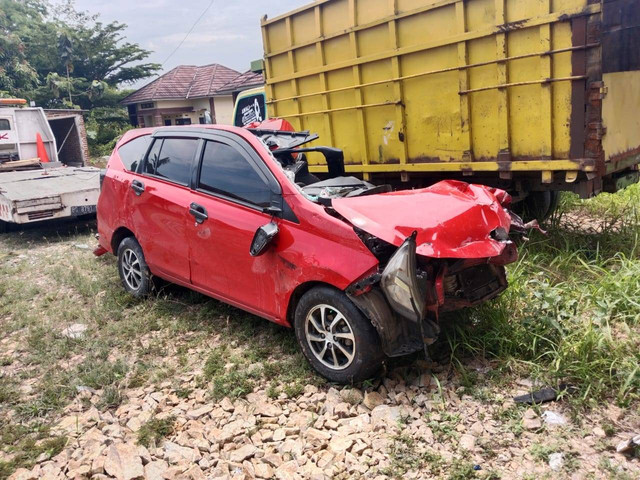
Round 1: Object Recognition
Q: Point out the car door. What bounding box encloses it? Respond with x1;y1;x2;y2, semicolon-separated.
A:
128;135;200;283
186;133;282;318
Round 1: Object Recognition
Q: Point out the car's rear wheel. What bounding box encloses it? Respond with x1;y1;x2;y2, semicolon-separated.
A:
294;286;384;383
117;237;151;297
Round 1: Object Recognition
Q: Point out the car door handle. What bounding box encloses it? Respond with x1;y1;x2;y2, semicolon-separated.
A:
189;203;208;224
131;180;145;196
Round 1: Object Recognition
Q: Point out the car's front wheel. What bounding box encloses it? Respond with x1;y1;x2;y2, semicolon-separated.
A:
294;286;384;383
117;237;152;297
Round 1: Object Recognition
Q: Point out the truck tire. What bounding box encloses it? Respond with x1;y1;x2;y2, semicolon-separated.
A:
520;191;559;222
0;221;6;234
117;237;152;297
294;286;384;384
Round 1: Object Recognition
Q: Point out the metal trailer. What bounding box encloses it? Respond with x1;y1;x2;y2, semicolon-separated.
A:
259;0;640;215
0;104;100;232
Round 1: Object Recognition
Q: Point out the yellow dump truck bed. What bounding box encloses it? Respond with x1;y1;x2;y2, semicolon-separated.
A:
262;0;640;198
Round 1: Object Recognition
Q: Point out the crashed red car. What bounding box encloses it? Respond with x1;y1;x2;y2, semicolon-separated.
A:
96;123;521;383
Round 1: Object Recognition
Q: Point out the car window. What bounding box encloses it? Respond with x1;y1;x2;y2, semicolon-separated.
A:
0;119;10;131
145;138;198;185
198;141;272;208
145;139;162;175
117;135;151;172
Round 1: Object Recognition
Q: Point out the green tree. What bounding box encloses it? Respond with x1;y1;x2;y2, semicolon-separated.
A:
0;0;160;108
0;0;41;96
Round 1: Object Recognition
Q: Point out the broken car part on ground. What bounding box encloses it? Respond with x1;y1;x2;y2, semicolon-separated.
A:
95;121;529;383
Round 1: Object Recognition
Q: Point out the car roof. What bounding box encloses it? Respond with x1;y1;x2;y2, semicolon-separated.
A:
117;124;250;148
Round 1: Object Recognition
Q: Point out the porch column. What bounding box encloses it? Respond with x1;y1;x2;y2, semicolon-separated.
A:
154;113;163;127
209;97;217;124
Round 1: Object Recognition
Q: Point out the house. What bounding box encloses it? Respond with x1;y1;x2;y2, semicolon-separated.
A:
214;70;264;102
120;64;250;127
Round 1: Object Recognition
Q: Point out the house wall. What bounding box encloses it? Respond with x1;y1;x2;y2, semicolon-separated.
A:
213;96;234;125
133;97;234;127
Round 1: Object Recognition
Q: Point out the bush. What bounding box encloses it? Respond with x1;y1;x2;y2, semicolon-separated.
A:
85;106;132;157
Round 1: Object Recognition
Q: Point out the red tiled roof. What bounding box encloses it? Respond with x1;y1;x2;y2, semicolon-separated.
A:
216;71;264;94
120;64;241;105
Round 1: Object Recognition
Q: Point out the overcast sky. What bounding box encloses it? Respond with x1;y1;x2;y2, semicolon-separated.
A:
74;0;307;87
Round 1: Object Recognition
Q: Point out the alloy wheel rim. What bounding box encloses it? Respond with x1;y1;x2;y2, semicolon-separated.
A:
122;248;143;291
305;304;356;371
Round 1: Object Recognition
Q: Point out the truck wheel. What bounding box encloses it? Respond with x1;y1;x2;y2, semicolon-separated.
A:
521;191;559;222
294;286;384;384
0;221;6;234
117;237;152;297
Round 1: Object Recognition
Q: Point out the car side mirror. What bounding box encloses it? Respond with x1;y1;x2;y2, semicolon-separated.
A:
250;222;279;257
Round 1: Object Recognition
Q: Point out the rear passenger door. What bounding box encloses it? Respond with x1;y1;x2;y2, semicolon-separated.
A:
129;135;200;283
186;133;282;318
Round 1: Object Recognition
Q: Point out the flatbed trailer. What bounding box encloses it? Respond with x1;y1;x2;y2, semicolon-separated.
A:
0;102;100;232
0;166;100;232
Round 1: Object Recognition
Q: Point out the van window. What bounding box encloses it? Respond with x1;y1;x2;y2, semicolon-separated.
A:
117;135;151;172
146;138;198;185
198;141;272;208
0;119;10;131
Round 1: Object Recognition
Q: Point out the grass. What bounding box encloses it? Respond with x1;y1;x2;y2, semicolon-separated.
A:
444;184;640;407
137;416;176;448
1;186;640;478
0;423;66;479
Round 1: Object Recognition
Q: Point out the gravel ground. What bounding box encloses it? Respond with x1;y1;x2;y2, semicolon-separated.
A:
0;220;638;480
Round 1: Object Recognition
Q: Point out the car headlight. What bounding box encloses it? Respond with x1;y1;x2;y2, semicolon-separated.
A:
380;232;426;322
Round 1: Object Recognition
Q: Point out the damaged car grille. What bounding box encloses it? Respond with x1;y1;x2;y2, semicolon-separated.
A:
442;264;507;310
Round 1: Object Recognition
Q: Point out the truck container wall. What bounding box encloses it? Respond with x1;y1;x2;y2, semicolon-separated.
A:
261;0;640;196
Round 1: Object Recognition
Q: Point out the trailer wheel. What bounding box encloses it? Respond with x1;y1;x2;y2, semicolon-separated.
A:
520;191;559;222
117;237;152;297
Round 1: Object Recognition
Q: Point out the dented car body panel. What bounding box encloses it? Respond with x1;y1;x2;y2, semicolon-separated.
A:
332;180;514;259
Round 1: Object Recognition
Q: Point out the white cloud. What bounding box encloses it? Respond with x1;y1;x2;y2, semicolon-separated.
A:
74;0;307;86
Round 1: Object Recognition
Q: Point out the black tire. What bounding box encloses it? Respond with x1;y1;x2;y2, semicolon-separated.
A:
294;286;384;384
117;237;152;297
0;221;7;234
520;191;559;222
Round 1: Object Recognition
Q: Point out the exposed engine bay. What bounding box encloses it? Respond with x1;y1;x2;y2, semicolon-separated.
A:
248;124;390;204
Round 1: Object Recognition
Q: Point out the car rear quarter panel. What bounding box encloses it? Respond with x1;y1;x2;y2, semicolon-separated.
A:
97;130;153;254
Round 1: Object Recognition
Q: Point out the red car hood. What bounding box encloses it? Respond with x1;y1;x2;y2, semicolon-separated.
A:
332;180;513;259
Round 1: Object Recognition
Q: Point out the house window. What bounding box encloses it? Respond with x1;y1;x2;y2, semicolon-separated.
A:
164;119;172;126
139;102;155;110
175;118;192;126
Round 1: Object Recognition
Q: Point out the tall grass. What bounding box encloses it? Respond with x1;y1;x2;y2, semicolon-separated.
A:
446;184;640;406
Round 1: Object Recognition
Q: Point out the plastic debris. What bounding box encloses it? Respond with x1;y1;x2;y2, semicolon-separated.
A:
542;410;568;426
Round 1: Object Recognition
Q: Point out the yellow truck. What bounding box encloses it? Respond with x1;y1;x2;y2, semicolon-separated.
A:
240;0;640;216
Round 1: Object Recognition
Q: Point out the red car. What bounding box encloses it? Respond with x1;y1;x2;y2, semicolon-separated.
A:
95;124;521;383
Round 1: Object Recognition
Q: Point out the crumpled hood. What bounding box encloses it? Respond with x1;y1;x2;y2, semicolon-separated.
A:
332;180;513;259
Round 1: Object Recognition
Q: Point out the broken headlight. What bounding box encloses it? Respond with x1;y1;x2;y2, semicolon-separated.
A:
380;232;426;322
